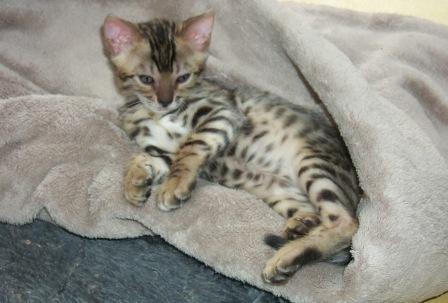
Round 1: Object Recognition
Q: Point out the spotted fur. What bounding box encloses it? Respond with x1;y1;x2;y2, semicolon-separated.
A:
102;12;361;284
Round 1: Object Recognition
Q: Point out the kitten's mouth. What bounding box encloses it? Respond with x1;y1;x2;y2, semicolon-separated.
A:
136;93;181;114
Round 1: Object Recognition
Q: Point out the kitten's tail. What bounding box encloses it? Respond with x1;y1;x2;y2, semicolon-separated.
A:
263;233;287;250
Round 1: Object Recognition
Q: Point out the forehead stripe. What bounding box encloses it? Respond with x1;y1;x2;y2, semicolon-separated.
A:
139;20;176;72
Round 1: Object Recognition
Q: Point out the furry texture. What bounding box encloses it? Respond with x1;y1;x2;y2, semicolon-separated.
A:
104;13;361;282
0;1;448;302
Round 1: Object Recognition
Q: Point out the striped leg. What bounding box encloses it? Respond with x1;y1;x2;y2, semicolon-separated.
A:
262;208;358;284
246;176;322;238
205;158;322;235
262;151;359;284
297;148;359;213
156;107;240;211
294;148;359;237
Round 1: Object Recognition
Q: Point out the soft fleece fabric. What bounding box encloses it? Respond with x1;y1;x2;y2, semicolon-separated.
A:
1;1;447;302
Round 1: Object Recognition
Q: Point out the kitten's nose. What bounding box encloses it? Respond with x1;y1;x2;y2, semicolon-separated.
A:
158;99;173;107
157;77;174;108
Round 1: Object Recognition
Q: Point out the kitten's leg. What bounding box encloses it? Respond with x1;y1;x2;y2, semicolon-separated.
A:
156;108;240;211
155;136;222;211
206;158;321;236
291;148;359;240
262;151;359;284
262;203;357;284
124;153;169;206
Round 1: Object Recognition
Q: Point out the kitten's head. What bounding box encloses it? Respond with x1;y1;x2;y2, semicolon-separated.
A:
102;12;214;113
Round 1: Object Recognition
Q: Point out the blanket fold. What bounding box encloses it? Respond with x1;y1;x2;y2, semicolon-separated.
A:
1;1;447;302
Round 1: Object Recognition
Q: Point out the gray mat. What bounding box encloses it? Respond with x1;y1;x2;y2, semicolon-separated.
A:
0;221;287;303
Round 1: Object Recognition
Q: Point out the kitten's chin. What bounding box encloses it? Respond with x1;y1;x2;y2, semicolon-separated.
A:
141;102;169;114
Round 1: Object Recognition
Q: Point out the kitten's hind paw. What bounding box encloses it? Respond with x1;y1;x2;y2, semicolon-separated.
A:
262;245;322;285
283;212;321;240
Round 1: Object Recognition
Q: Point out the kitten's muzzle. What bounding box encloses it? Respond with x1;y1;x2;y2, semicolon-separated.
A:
158;98;173;108
156;81;175;108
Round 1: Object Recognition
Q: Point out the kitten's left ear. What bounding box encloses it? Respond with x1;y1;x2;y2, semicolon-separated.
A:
178;11;214;52
102;15;142;56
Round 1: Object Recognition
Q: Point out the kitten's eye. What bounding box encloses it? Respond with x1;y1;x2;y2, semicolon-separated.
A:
138;75;154;85
176;73;191;84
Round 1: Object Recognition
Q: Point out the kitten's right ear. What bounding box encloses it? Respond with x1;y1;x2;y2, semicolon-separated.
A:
102;16;142;56
178;11;214;52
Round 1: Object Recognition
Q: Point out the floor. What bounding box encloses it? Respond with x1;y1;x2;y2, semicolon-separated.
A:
284;1;448;302
0;221;287;303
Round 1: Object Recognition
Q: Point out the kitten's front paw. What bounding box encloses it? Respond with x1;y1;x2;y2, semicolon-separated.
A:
283;212;321;240
124;154;155;207
156;176;196;211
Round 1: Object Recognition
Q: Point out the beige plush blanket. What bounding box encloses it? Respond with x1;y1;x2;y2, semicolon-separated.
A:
1;1;447;302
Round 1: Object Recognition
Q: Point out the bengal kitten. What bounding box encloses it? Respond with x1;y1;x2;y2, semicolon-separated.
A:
102;12;361;284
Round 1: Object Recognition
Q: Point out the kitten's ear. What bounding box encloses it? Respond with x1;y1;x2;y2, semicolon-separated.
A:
102;16;142;56
178;11;214;52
